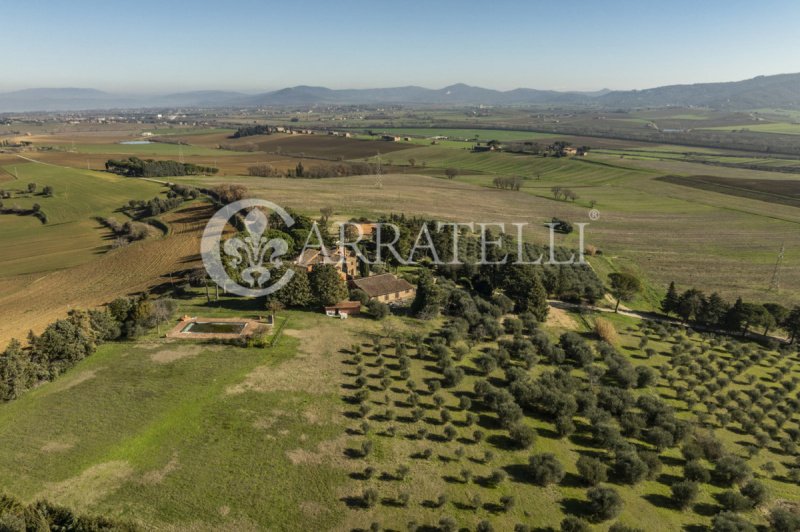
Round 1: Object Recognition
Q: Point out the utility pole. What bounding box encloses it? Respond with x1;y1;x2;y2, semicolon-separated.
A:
375;152;382;189
769;241;785;291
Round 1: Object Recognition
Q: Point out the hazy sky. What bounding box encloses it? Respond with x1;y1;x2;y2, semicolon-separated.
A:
3;0;799;93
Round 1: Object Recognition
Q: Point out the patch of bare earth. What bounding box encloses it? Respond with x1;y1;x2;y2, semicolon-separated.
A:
227;318;357;395
150;345;204;364
45;369;101;394
40;461;134;508
285;434;349;467
546;305;579;330
140;454;180;485
300;500;329;519
40;440;76;453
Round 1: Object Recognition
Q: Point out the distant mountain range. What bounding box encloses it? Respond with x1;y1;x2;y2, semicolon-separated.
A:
1;73;799;112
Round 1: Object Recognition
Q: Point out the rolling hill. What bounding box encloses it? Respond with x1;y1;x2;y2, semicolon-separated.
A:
1;73;799;112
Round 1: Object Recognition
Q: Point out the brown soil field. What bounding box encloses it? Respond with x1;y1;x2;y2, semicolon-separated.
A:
225;134;415;159
658;174;800;208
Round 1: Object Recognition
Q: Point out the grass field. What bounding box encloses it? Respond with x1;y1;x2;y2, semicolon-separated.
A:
0;304;356;530
0;159;163;277
700;123;800;135
1;291;797;530
45;142;239;157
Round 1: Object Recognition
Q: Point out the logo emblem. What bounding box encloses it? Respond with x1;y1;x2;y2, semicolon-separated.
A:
201;198;295;297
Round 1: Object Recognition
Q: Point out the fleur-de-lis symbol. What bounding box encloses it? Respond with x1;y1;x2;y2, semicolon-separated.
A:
223;208;288;287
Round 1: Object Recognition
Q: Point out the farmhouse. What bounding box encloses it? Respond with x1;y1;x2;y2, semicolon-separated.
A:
381;135;401;142
472;144;496;152
296;247;359;279
350;273;416;303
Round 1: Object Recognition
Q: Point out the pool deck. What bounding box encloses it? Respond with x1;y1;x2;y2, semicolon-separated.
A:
165;317;269;340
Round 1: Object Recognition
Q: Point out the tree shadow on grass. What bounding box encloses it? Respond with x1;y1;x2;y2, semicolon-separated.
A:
568;433;596;448
486;433;517;450
642;493;674;509
693;501;719;517
660;455;684;467
560;472;586;488
560;497;588;518
343;447;365;459
503;463;530;483
656;472;684;486
339;495;367;509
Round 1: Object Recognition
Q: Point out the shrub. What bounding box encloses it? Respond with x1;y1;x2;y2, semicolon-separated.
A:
509;423;537;449
587;485;623;521
595;317;619;345
443;424;457;441
560;516;591;532
769;508;800;532
683;459;710;483
576;455;608;486
609;525;645;532
718;490;751;512
711;512;756;532
396;465;410;480
487;469;507;487
367;299;390;319
362;487;379;508
612;451;648;485
740;480;767;506
671;480;699;510
500;495;515;512
555;415;576;438
435;493;448;508
560;332;594;367
714;455;751;486
529;453;565;486
361;440;373;457
477;521;494;532
438;516;457;532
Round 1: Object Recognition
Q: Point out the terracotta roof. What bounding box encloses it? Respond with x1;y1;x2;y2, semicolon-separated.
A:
296;248;346;266
324;300;362;311
351;273;415;298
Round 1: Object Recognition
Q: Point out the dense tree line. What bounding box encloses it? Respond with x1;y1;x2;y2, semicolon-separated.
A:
98;217;150;246
361;214;603;305
123;184;200;219
661;281;800;341
492;176;523;191
0;296;177;402
105;157;218;177
249;161;378;179
0;203;48;224
231;124;273;138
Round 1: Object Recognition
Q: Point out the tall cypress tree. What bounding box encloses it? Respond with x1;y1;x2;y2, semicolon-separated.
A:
661;281;679;315
410;269;440;319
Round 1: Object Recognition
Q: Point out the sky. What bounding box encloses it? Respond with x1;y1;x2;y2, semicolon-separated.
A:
2;0;799;93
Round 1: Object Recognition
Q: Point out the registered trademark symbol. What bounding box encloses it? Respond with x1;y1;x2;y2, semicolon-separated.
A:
589;208;600;221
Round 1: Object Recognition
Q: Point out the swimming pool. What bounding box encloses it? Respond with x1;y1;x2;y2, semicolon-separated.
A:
181;321;247;334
